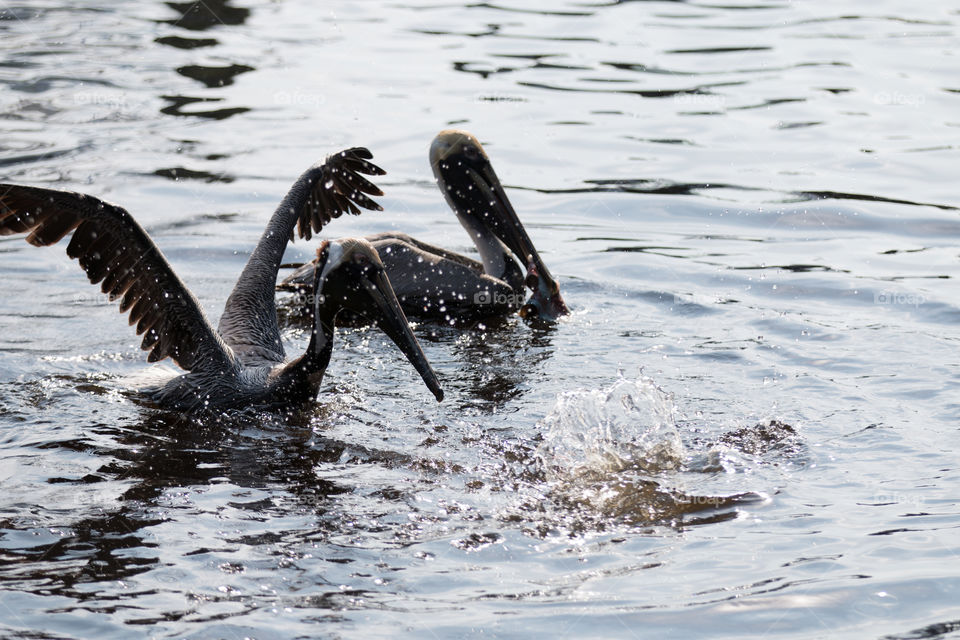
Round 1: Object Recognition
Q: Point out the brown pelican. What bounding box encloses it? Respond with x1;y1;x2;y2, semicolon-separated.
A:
279;130;568;322
0;148;443;412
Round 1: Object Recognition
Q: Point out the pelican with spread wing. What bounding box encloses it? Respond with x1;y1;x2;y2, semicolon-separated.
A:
0;148;443;412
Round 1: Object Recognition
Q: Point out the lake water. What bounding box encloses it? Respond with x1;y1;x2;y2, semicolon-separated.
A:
1;1;959;638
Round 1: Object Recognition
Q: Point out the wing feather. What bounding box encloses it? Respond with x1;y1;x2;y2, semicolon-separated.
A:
295;147;385;241
217;147;385;362
0;184;236;373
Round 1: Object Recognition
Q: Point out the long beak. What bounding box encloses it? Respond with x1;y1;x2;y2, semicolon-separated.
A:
365;270;444;402
468;164;569;320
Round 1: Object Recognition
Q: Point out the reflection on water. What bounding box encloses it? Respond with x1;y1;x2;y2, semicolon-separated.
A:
524;179;960;211
2;0;960;638
155;34;219;49
176;63;254;88
160;0;250;31
446;319;557;410
276;299;559;412
159;94;250;119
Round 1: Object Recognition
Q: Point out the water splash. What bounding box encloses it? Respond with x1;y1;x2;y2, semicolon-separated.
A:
525;374;766;530
536;373;684;478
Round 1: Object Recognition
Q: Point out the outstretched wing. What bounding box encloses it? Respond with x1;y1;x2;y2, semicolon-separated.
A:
295;147;385;241
0;184;236;374
217;147;385;363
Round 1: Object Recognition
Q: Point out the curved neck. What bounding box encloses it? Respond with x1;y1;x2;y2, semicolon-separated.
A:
268;304;337;404
240;169;317;293
218;167;319;359
457;211;524;293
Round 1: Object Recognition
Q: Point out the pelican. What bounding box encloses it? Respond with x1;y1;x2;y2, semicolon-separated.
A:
0;148;443;412
279;130;568;322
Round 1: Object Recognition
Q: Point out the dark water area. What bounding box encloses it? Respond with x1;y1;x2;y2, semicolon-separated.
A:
1;1;959;638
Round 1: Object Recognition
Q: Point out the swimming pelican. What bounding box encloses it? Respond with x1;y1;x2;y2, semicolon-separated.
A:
0;148;443;412
279;130;568;322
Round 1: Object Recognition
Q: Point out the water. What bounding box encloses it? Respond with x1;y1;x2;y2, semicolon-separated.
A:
1;1;959;638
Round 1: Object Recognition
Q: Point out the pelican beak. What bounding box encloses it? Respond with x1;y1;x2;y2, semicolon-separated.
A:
468;162;569;321
358;268;445;402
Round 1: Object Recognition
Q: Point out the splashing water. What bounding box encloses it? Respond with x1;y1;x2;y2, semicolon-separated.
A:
536;373;685;479
523;374;732;531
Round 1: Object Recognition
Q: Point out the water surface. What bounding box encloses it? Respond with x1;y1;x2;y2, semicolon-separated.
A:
1;1;959;638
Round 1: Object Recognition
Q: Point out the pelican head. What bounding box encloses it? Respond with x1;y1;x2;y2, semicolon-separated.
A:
312;238;444;401
429;130;568;320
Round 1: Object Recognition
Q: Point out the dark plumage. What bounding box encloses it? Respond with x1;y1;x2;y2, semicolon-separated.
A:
0;148;443;412
279;130;568;322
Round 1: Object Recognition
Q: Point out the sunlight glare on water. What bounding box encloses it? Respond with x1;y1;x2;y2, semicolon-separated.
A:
1;0;959;639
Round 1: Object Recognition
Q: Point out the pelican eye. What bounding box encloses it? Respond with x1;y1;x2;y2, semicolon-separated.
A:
463;144;479;161
350;251;382;277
